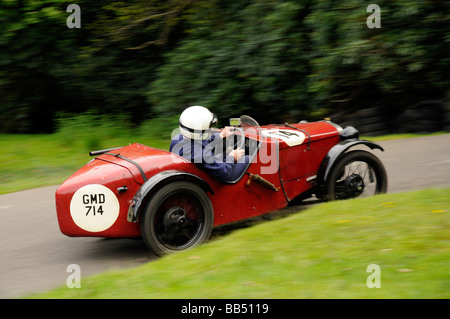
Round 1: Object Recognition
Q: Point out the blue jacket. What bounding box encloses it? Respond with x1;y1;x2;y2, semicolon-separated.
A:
170;133;236;182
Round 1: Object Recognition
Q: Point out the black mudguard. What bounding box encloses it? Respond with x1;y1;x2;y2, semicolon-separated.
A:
317;139;384;191
127;170;213;222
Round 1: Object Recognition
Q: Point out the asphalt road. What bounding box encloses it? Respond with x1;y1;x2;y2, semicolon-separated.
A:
1;134;449;298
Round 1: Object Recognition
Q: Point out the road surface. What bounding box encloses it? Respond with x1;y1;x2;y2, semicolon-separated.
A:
1;134;449;298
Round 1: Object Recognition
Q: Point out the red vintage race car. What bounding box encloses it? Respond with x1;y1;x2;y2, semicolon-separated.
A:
55;116;387;255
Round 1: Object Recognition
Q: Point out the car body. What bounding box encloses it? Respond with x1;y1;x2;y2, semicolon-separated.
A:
55;116;387;255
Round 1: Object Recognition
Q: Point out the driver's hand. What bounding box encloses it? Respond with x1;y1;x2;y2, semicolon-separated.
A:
229;149;245;162
219;126;235;139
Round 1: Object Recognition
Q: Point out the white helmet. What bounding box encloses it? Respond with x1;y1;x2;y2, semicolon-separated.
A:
179;106;217;140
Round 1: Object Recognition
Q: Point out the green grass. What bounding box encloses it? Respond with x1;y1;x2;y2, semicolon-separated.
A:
361;132;448;141
0;134;169;194
31;188;449;299
0;115;175;194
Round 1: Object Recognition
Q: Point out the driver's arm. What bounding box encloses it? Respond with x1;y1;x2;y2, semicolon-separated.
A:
229;149;245;162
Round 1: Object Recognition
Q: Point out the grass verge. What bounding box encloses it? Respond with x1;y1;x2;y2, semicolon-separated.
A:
360;132;448;141
0;134;169;194
0;114;175;195
31;188;449;299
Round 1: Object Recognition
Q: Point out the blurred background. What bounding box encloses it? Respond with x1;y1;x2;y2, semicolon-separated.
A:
1;0;449;135
1;1;449;299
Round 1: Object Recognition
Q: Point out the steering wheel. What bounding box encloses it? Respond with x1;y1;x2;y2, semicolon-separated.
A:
227;127;245;152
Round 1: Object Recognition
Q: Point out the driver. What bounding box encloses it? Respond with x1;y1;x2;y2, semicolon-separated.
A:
170;106;249;183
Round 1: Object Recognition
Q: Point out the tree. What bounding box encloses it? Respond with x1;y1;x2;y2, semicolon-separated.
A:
305;0;450;112
0;0;186;132
148;0;314;122
148;0;450;122
1;0;448;133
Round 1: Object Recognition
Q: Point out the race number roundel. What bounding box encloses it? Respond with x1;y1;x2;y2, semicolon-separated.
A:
262;129;306;147
70;184;120;232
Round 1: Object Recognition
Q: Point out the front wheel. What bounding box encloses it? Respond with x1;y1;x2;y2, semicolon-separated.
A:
327;150;387;200
140;181;214;256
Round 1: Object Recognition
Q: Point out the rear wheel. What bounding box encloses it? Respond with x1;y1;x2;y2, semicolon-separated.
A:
327;150;387;200
140;181;213;256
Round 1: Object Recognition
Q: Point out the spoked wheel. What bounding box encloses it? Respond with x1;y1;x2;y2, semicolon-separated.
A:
327;150;387;200
140;181;213;256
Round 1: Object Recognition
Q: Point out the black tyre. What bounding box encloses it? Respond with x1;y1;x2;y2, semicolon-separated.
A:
327;150;387;200
140;181;214;256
